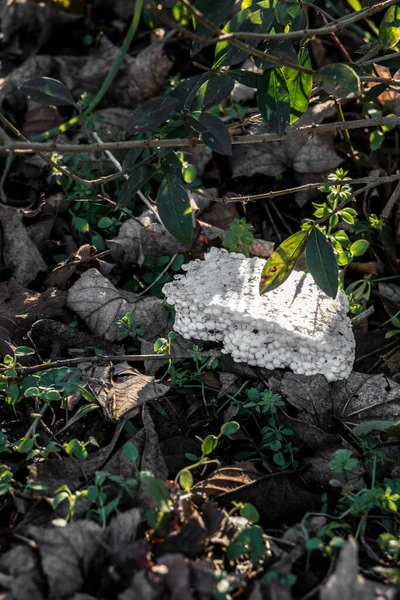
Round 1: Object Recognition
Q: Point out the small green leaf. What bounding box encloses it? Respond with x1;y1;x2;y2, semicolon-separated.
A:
44;390;61;401
16;437;34;454
259;229;309;295
188;112;232;155
201;434;219;455
157;172;193;246
240;503;260;523
306;228;338;298
97;217;114;229
124;442;139;462
125;97;181;135
354;420;396;437
220;421;240;436
318;63;361;99
257;67;291;135
350;239;369;257
379;5;400;49
185;453;198;462
20;77;77;107
369;129;385;151
72;217;89;233
179;469;194;492
24;387;40;398
282;46;312;124
14;346;35;357
192;0;236;54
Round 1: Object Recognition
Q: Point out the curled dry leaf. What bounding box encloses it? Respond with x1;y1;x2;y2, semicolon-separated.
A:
0;205;47;285
231;102;342;206
87;361;169;422
46;244;114;289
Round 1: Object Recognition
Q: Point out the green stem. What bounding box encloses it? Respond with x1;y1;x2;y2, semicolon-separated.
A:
34;0;144;142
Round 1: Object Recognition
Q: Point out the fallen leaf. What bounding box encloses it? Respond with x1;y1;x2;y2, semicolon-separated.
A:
88;362;169;422
46;244;114;289
0;205;47;285
0;279;65;355
28;521;102;599
320;538;396;600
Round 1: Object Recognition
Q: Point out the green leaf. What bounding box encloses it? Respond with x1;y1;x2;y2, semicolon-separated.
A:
125;97;181;135
14;346;35;357
354;420;396;437
220;421;240;436
240;503;260;523
140;472;171;510
179;469;194;492
257;67;290;135
282;46;312;124
20;77;77;107
97;217;114;229
122;148;143;170
188;112;232;155
259;229;309;294
229;69;262;88
370;129;385;151
191;75;235;112
124;442;139;462
379;5;400;49
201;434;219;455
170;73;211;111
117;167;153;209
157;172;193;246
306;228;338;298
318;64;361;99
350;239;369;257
72;217;89;233
16;437;35;454
214;6;275;66
192;0;236;54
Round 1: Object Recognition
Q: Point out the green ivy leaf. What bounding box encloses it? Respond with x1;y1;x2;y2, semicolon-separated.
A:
257;67;291;135
188;112;232;155
282;46;313;124
379;5;400;49
157;172;193;246
306;228;338;298
318;63;361;99
125;97;181;135
259;229;309;295
20;77;77;107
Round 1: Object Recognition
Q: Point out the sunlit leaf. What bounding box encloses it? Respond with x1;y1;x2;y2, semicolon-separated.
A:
157;172;193;246
306;227;338;298
191;75;235;111
257;67;290;135
259;229;309;294
282;46;312;124
20;77;77;107
179;469;194;492
379;5;400;48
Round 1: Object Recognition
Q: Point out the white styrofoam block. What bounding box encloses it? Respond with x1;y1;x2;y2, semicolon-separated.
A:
163;248;355;381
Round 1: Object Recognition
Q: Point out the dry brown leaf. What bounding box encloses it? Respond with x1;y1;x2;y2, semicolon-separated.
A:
87;361;169;421
0;205;47;285
0;279;65;355
46;244;113;289
231;102;343;206
22;99;63;138
320;538;396;600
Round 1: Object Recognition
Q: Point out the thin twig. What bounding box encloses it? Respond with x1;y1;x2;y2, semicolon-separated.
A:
381;179;400;220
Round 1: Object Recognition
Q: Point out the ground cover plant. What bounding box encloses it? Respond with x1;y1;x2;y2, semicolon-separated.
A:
1;0;400;598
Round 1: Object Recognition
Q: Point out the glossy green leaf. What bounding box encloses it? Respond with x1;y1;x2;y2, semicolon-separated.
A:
318;63;361;99
157;172;193;246
306;228;338;298
179;469;194;492
117;167;153;209
20;77;77;107
171;73;211;111
282;46;312;124
191;75;235;111
259;229;309;294
379;5;400;48
188;112;232;155
257;67;290;135
125;97;181;135
214;6;275;66
350;239;369;257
